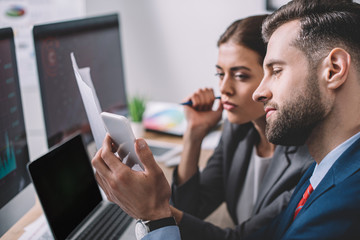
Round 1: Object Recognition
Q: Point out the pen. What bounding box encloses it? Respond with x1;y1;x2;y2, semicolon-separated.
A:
180;96;221;106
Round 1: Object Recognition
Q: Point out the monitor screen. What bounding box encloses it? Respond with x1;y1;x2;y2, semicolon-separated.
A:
0;27;35;236
33;14;128;148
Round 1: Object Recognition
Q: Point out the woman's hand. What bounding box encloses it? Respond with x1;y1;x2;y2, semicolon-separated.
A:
183;88;223;140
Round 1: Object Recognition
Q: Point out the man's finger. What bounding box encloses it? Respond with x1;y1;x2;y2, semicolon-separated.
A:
95;171;111;200
92;148;112;176
134;138;159;173
100;135;124;171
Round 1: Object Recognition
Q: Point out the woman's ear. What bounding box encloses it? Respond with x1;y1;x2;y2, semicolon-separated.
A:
321;48;350;90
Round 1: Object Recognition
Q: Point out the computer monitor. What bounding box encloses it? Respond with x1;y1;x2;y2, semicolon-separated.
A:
0;27;35;236
33;14;128;148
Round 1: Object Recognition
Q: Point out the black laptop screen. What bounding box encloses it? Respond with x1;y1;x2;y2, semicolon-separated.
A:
28;134;102;239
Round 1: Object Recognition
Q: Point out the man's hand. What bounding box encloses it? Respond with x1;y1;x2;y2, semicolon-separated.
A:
92;134;172;220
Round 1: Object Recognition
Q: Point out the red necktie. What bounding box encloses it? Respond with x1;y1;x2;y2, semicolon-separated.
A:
293;183;313;220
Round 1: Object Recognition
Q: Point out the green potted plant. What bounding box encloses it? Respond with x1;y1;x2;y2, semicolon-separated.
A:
128;95;146;137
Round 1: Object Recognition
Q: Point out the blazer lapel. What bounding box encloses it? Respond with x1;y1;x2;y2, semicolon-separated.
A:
253;145;291;212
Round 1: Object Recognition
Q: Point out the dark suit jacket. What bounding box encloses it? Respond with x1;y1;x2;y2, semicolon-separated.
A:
171;121;313;240
247;135;360;240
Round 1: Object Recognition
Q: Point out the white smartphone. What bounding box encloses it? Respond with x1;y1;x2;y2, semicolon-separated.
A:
100;112;144;170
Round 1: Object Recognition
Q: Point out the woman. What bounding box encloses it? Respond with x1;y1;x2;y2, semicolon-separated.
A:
170;15;313;240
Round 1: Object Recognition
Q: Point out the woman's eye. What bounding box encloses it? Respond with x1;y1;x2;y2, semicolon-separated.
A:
234;73;249;80
215;72;225;79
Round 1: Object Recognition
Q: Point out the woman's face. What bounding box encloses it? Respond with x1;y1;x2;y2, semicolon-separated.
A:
216;42;265;124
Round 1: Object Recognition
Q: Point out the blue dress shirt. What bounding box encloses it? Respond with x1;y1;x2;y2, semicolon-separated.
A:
142;226;181;240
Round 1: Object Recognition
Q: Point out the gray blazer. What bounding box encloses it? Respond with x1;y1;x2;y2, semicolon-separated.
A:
171;120;313;240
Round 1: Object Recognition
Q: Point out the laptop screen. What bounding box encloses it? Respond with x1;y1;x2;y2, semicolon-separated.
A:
28;134;102;240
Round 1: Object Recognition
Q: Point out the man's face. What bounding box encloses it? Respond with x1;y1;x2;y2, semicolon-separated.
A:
252;21;327;146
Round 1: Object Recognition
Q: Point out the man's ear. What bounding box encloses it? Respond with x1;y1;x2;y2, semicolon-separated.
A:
321;48;351;90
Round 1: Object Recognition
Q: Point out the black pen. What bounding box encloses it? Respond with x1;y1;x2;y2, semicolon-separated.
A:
180;96;221;106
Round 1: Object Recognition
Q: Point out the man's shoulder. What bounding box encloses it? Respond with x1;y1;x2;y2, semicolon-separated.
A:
283;171;360;239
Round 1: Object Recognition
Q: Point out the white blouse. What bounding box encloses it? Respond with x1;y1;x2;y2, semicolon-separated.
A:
236;146;272;224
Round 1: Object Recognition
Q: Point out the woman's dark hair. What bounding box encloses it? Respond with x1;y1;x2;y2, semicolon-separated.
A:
217;15;269;65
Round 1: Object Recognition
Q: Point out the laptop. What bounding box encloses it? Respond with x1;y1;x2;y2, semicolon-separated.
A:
27;134;136;240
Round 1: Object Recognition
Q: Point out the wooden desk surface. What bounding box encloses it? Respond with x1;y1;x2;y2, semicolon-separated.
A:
1;131;233;240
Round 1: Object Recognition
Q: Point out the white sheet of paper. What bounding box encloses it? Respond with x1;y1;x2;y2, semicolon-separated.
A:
71;52;106;150
71;53;143;171
19;215;53;240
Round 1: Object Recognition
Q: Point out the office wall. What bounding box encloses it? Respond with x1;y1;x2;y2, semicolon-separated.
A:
86;0;268;102
20;1;269;160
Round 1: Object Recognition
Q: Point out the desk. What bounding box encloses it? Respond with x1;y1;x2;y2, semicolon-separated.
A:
1;131;233;240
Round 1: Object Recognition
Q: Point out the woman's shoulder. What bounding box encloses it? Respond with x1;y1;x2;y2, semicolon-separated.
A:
223;119;254;134
273;144;313;169
221;120;258;145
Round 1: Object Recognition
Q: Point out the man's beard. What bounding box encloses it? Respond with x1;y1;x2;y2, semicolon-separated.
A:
265;74;326;146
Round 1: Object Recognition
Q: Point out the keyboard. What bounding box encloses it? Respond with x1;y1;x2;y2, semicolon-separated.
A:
77;203;133;240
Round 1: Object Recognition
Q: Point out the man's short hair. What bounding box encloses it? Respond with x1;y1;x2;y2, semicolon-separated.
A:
262;0;360;69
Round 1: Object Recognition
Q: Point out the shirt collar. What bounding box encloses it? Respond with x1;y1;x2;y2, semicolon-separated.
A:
310;131;360;189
